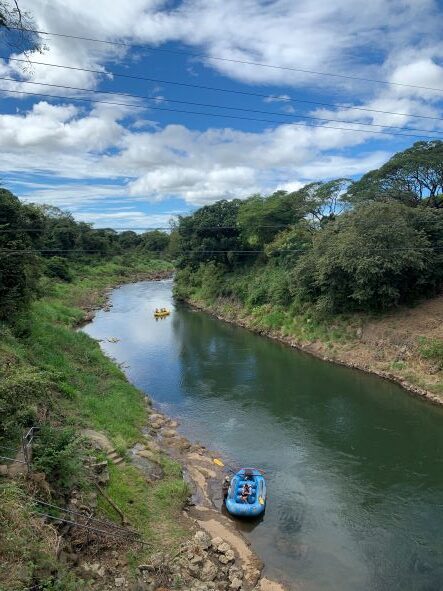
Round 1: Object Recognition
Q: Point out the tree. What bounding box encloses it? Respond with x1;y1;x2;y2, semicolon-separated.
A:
293;201;443;312
0;1;44;55
177;200;244;269
0;188;40;319
118;230;141;250
347;141;443;208
298;178;352;224
237;190;307;248
140;230;169;252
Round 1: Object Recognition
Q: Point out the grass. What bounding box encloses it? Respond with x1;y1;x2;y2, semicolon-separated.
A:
0;482;82;591
418;337;443;370
0;255;192;590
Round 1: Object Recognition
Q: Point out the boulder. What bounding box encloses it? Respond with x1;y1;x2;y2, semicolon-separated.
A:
200;559;218;582
229;577;242;590
217;542;233;555
194;530;212;550
211;537;224;550
162;429;177;438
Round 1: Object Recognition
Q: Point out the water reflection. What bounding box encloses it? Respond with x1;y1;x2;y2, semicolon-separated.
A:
83;280;443;591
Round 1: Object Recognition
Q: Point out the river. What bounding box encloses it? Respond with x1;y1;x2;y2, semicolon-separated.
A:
83;279;443;591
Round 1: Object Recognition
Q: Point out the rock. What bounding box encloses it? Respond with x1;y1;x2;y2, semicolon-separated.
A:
218;554;232;565
149;413;165;424
200;559;218;582
132;443;145;452
211;537;224;550
162;429;177;438
217;542;232;555
188;563;201;577
0;464;8;476
168;420;179;428
194;530;212;550
229;577;242;590
114;576;126;587
228;567;243;582
190;554;204;565
137;449;160;463
224;550;235;562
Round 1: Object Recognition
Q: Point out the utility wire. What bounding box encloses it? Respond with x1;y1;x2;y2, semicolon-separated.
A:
0;246;440;256
33;499;139;535
1;75;442;136
7;26;443;94
1;86;442;140
33;511;152;545
3;54;443;124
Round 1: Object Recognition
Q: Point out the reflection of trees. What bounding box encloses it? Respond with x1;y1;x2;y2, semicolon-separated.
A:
173;307;258;399
172;305;443;490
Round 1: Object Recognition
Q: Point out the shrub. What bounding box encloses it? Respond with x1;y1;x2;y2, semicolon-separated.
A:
418;337;443;369
32;426;86;492
45;257;73;282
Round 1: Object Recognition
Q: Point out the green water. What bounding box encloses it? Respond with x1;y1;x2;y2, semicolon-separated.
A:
83;280;443;590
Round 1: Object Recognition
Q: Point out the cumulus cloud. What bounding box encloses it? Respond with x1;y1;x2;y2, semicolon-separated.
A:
0;0;442;227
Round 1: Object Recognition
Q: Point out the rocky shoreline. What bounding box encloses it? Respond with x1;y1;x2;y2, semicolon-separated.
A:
131;407;287;591
186;298;443;407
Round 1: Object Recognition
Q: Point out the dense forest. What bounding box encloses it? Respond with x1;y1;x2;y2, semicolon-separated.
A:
0;189;170;320
174;141;443;314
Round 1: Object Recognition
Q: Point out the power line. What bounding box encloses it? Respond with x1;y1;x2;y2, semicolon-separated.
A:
1;86;442;140
3;54;443;124
8;26;443;94
0;246;440;256
32;511;152;546
1;75;443;136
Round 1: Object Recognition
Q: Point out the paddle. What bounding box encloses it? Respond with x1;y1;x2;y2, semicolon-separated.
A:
212;457;267;475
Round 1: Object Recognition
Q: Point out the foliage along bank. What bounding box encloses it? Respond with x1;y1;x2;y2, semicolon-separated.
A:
0;189;193;590
173;141;443;400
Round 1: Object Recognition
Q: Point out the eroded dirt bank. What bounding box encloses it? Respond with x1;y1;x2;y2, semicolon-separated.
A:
185;296;443;407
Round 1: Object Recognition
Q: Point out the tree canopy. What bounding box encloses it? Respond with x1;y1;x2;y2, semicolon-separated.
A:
175;143;443;313
347;141;443;208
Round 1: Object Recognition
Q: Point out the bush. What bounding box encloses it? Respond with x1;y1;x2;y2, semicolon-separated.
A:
32;426;86;492
45;257;73;282
0;365;55;441
292;202;443;312
418;337;443;369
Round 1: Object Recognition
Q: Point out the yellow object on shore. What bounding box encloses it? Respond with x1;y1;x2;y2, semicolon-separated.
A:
154;308;170;318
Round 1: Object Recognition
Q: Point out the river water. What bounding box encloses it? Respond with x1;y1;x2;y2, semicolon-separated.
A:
83;280;443;591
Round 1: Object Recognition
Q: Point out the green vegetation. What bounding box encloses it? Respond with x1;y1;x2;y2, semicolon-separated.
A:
175;142;443;321
0;203;188;590
0;188;171;322
418;337;443;370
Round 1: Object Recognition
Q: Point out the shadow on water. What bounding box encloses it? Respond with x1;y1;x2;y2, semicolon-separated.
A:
83;280;443;591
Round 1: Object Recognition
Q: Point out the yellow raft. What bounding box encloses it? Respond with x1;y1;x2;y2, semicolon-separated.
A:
154;309;170;318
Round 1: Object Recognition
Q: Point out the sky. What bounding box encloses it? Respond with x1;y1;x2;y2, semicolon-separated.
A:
1;0;443;230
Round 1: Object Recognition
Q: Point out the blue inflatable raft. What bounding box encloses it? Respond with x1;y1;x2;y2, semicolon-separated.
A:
225;468;266;518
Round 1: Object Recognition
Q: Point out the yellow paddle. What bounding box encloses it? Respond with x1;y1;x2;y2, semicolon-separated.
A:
213;458;225;467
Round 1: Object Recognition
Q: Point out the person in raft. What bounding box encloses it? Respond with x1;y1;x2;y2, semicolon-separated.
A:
222;475;231;500
240;482;252;503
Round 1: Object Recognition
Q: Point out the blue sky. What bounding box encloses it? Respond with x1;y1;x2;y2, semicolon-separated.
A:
0;0;443;229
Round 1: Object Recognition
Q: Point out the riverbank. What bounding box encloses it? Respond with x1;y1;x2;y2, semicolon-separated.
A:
0;260;286;591
181;294;443;406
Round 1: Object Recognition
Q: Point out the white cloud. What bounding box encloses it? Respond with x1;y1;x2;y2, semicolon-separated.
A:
0;0;442;228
